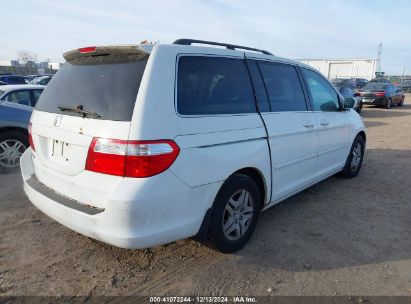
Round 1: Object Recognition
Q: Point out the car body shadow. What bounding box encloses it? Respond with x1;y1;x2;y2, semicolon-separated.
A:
237;148;411;272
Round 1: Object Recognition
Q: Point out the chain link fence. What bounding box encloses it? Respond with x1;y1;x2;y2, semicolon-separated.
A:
0;65;57;76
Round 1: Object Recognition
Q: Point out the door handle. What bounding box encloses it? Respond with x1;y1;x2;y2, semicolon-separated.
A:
320;120;329;127
303;122;315;128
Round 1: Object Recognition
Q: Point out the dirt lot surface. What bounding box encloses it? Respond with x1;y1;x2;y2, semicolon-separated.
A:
1;95;411;297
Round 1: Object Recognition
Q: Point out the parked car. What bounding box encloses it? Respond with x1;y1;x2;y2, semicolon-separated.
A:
0;85;45;172
370;77;391;84
29;75;53;86
331;78;355;89
0;75;26;84
24;75;41;83
337;86;362;113
351;78;369;89
394;85;405;105
20;40;366;253
401;80;411;93
358;83;404;108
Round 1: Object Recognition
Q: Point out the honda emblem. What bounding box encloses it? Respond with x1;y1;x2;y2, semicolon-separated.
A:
53;115;62;127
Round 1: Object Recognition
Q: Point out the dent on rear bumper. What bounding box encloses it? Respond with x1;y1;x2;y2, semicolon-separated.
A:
20;149;220;249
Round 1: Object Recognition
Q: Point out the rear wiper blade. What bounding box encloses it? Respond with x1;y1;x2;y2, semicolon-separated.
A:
57;105;101;119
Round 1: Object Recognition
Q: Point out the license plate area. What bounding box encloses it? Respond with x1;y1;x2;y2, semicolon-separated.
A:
51;139;70;162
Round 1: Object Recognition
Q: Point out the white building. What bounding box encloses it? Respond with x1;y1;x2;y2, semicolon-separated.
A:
48;62;62;70
297;59;377;80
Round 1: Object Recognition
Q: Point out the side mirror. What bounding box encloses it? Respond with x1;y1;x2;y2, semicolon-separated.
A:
344;97;355;109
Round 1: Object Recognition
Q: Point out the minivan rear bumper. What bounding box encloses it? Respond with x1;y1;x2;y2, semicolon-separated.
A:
20;149;219;249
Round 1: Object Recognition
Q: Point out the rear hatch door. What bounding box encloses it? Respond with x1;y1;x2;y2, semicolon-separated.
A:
30;45;149;206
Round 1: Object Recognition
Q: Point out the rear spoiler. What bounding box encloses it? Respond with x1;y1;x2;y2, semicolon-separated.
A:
63;45;150;65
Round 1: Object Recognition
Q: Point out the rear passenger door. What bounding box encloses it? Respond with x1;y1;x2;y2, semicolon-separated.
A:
300;68;350;180
173;55;271;193
250;60;318;202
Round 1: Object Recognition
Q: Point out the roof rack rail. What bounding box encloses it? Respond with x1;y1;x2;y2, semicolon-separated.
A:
173;39;273;55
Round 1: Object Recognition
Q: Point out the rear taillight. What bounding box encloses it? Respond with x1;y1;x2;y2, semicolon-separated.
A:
85;138;180;178
28;122;35;151
375;91;386;96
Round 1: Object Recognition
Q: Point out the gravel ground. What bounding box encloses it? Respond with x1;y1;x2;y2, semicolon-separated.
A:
1;95;410;297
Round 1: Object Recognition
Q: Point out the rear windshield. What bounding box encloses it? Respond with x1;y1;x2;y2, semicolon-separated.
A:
362;83;387;90
35;59;148;121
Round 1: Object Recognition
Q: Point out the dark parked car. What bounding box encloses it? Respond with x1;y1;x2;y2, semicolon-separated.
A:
337;86;362;113
0;75;27;84
0;85;45;172
358;83;404;109
332;78;356;89
351;78;369;89
401;80;411;93
370;77;391;84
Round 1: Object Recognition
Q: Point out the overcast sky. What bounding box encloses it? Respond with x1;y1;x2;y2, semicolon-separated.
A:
1;0;410;74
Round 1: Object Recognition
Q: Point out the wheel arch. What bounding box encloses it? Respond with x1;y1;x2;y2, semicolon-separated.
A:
233;167;267;209
195;166;268;243
357;130;366;143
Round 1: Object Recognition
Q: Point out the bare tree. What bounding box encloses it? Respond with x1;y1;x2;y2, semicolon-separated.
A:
16;50;38;66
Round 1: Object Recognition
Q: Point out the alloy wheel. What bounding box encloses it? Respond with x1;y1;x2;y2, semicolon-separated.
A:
350;142;362;172
222;189;254;241
0;139;26;168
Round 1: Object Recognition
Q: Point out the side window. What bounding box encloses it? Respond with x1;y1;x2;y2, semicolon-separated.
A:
177;56;256;115
5;90;31;106
302;68;340;112
258;62;307;112
32;89;43;106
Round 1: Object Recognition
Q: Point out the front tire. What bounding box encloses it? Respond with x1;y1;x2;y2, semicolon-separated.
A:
340;135;365;178
209;174;261;253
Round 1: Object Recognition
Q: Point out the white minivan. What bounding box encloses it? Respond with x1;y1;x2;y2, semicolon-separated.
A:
21;39;366;253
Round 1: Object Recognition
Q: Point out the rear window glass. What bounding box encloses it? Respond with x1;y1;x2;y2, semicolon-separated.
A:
177;56;256;115
35;59;148;121
362;83;387;90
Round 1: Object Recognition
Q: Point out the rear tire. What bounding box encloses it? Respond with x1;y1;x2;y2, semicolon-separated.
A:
340;135;365;178
0;130;29;174
385;98;392;109
208;174;261;253
398;96;405;106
